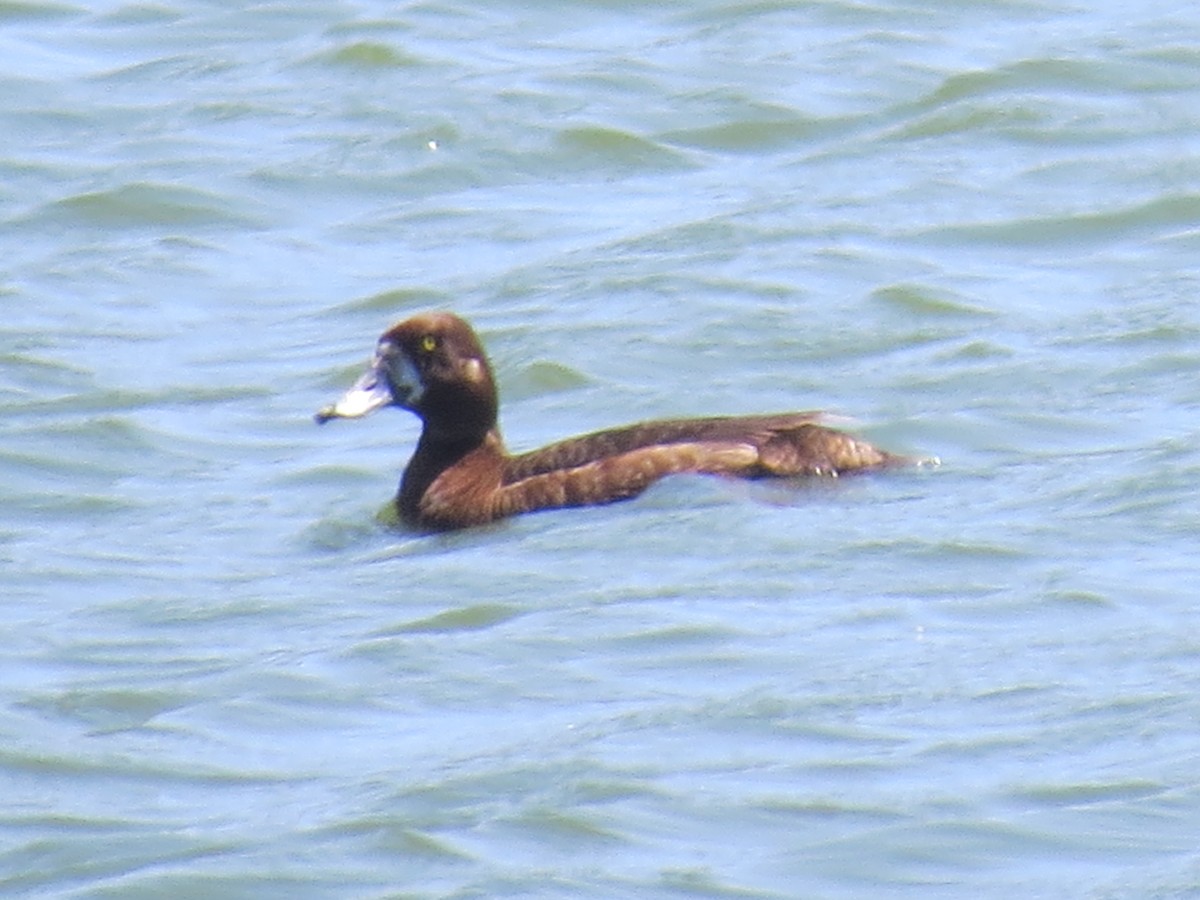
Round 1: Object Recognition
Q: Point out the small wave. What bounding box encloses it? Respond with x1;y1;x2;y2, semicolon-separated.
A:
912;193;1200;248
0;0;80;23
311;41;427;70
24;182;265;231
555;125;697;173
661;106;835;155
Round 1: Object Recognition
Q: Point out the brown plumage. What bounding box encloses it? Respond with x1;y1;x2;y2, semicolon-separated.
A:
316;312;915;530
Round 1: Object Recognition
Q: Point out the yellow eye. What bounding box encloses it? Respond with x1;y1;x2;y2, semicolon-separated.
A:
420;334;438;353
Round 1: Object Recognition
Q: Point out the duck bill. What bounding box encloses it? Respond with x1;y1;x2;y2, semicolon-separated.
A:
315;364;392;424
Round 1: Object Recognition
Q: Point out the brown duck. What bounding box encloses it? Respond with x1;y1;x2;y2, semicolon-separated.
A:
316;312;916;530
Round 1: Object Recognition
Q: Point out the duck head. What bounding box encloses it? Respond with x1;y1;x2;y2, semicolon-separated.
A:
316;312;498;443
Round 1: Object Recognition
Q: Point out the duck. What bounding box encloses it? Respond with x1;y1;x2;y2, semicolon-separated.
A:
316;311;917;531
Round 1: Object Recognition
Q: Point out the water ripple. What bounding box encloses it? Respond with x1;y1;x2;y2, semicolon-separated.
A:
3;0;1200;896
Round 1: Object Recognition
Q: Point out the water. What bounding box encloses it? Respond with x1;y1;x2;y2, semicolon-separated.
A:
3;0;1200;896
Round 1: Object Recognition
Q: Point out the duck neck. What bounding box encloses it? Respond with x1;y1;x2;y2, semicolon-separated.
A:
397;426;505;525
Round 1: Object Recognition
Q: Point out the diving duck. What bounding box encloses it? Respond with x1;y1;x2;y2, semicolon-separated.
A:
316;312;916;530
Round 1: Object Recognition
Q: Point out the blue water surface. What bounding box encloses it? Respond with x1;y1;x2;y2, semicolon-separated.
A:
2;1;1200;897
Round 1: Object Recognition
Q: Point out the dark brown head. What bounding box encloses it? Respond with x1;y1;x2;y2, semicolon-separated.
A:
316;312;498;443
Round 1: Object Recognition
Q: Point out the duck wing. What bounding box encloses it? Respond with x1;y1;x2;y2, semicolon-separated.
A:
754;421;908;475
502;413;831;483
490;413;908;519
